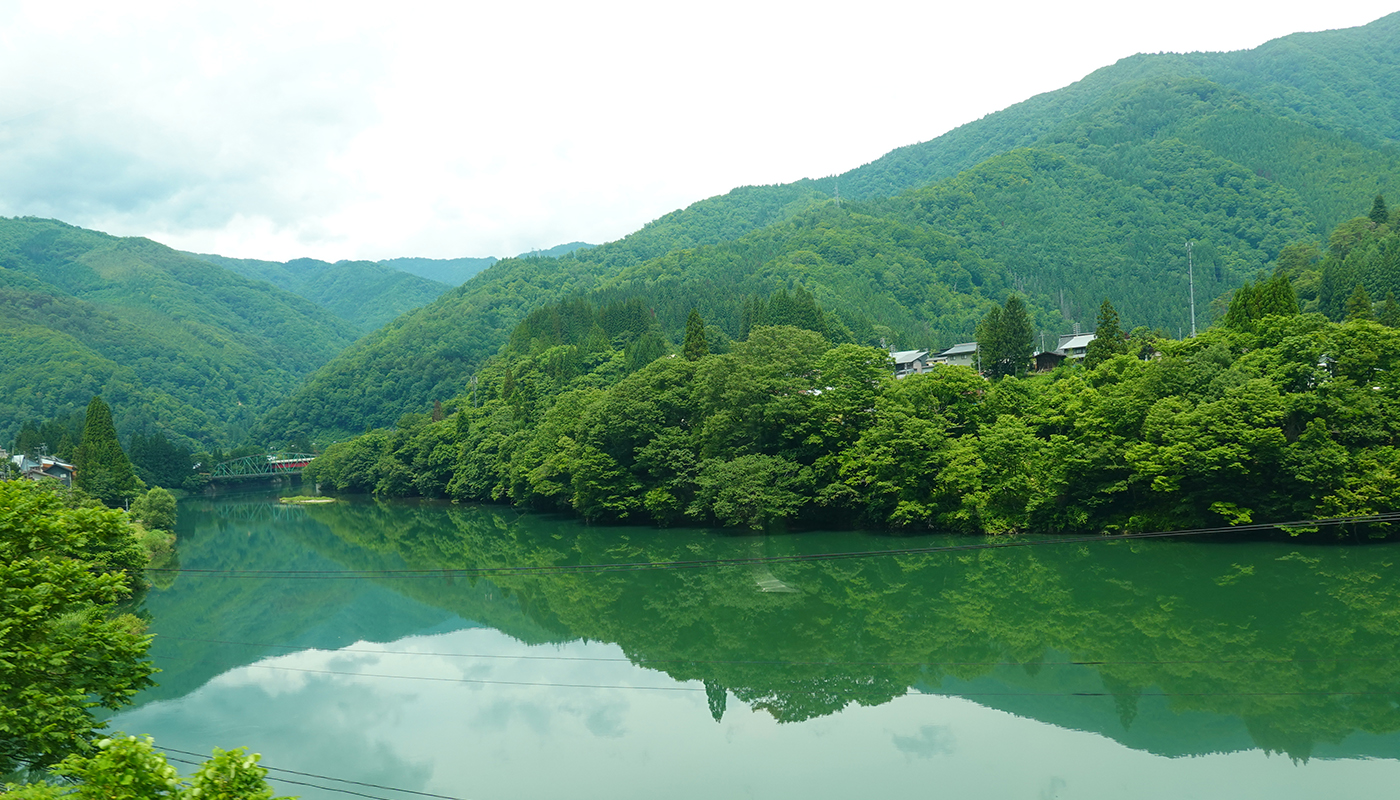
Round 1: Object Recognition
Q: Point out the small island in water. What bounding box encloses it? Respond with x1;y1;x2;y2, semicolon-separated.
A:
279;495;336;505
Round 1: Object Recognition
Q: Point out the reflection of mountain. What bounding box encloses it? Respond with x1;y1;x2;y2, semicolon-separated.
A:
296;500;1400;761
130;494;554;705
140;495;1400;763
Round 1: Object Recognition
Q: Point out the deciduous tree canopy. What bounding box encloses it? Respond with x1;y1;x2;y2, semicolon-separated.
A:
0;481;154;774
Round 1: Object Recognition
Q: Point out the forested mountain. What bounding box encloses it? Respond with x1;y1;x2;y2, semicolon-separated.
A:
817;12;1400;212
254;14;1400;443
0;217;358;448
307;273;1400;535
382;246;592;287
378;255;497;286
514;242;595;260
191;253;453;332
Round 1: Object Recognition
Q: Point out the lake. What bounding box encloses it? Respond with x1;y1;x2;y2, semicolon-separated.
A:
109;489;1400;799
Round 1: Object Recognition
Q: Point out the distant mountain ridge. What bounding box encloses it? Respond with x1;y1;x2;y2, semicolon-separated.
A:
376;255;497;286
196;243;599;330
384;243;595;284
383;243;596;284
0;217;359;448
189;253;454;333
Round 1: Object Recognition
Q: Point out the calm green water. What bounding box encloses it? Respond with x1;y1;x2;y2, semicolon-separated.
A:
111;491;1400;799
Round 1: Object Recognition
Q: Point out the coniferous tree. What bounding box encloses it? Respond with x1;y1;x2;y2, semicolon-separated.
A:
1257;269;1301;317
1084;299;1126;367
128;432;194;490
1346;284;1375;321
1371;194;1390;225
977;296;1033;378
683;309;709;361
1381;291;1400;328
1224;271;1300;331
624;331;670;372
74;397;142;507
13;420;41;457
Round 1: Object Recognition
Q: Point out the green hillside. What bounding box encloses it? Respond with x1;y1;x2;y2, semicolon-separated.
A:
191;253;453;332
377;255;497;286
253;13;1400;442
820;12;1400;218
0;217;358;448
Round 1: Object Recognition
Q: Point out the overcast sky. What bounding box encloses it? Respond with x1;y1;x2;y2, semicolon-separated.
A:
0;2;1395;263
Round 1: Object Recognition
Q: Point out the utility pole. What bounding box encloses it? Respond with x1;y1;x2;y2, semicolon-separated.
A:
1186;240;1197;338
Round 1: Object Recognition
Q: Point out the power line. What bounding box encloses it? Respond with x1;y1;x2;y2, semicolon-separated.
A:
143;513;1400;581
164;754;398;800
162;747;463;800
154;635;1400;670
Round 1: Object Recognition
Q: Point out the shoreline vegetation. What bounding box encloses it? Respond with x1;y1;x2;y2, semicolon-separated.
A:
302;207;1400;537
305;273;1400;537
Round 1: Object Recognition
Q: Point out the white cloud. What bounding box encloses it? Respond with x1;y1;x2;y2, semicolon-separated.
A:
0;1;1395;262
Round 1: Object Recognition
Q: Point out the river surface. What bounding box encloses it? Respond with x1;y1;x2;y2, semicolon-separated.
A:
109;490;1400;799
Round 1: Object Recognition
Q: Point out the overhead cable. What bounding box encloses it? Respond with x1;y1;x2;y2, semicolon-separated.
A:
162;747;464;800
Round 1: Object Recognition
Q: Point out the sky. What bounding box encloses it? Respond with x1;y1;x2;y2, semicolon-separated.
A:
0;1;1396;263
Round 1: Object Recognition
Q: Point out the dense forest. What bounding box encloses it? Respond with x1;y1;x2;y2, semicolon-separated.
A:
307;204;1400;535
8;14;1400;462
257;14;1400;443
190;252;454;333
0;218;359;449
813;12;1400;211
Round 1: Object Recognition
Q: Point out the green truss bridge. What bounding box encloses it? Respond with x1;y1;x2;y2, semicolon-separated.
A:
209;453;316;480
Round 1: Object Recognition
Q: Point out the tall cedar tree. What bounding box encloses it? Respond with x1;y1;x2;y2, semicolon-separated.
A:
1224;271;1299;331
683;309;709;361
1346;284;1375;321
1371;194;1390;225
1084;299;1126;367
74;397;142;507
1382;292;1400;328
977;296;1034;378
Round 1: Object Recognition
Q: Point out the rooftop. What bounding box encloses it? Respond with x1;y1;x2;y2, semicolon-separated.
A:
939;342;978;356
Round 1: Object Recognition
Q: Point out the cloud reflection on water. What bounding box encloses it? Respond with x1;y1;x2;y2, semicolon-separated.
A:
112;627;1400;800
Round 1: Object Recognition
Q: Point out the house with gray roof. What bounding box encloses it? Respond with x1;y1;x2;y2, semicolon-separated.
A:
1057;332;1096;359
891;349;931;378
9;454;76;486
933;342;979;368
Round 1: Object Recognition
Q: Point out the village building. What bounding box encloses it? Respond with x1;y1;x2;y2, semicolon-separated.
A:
890;349;931;378
933;342;979;368
1057;332;1096;359
8;453;76;486
890;330;1095;378
1033;350;1066;371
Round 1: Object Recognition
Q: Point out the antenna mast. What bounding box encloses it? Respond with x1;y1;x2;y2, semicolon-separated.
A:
1186;240;1197;338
